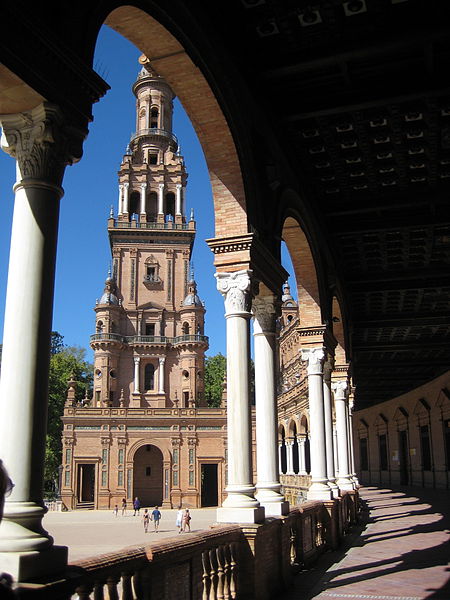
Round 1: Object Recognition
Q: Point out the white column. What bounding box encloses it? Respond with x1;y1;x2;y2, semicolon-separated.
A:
333;425;339;476
285;440;294;475
0;104;83;580
332;380;355;491
301;348;333;501
181;186;186;216
323;360;339;498
118;184;123;215
348;397;359;486
253;295;288;515
215;271;264;523
123;182;129;214
133;357;140;393
298;436;307;475
175;183;182;215
278;442;284;474
158;357;165;394
158;182;164;215
140;182;147;215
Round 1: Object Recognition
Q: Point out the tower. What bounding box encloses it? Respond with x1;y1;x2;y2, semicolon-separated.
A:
90;56;208;410
61;57;227;512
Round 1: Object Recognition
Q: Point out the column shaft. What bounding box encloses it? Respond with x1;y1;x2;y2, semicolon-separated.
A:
302;348;333;501
158;358;165;394
215;271;264;524
253;298;288;515
323;362;339;497
133;358;140;393
333;381;354;491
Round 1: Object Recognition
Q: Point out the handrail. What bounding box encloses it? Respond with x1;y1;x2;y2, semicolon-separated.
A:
90;333;209;345
112;220;191;230
130;127;178;145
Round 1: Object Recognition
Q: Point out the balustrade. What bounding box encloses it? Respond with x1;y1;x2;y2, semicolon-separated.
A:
14;496;357;598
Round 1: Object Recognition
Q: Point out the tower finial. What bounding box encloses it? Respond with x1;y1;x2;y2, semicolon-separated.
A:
190;207;195;221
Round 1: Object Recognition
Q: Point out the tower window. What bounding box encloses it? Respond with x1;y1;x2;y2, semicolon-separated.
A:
149;153;158;165
150;107;159;128
144;364;155;390
146;467;151;476
182;322;190;335
145;323;155;336
146;266;156;281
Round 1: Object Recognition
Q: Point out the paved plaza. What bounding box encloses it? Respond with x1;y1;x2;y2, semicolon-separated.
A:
44;506;218;562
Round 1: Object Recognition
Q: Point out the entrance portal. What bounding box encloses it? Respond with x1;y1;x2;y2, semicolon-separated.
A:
77;463;95;505
133;444;164;506
201;463;218;507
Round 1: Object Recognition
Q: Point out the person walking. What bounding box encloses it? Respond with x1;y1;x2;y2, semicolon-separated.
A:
143;508;150;533
113;504;118;517
182;508;191;532
152;506;161;532
133;497;141;516
176;505;183;533
121;498;127;515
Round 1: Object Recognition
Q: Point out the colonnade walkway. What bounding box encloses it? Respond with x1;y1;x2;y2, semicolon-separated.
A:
283;485;450;600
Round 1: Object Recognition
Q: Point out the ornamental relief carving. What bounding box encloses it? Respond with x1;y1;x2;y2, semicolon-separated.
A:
215;270;254;314
1;103;84;185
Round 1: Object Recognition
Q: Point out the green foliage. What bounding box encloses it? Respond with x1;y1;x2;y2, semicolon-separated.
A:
44;334;93;496
204;353;226;407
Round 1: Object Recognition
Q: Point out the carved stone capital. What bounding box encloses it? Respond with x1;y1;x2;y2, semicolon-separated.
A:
215;270;255;316
252;295;277;334
1;102;85;187
332;380;348;400
187;437;198;447
301;347;326;375
171;437;182;448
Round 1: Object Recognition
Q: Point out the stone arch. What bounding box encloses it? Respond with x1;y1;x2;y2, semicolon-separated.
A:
103;6;248;240
298;413;309;435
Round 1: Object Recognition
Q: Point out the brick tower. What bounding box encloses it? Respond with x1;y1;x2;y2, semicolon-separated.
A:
91;57;208;410
61;57;228;511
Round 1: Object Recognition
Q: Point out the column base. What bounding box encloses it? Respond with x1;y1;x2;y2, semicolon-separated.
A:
216;506;265;524
0;545;68;583
259;500;290;517
307;481;333;501
328;480;341;499
337;476;355;491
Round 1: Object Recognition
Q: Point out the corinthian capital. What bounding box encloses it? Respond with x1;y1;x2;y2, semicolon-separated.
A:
301;347;325;375
215;270;255;316
252;294;277;334
1;103;85;187
332;380;348;400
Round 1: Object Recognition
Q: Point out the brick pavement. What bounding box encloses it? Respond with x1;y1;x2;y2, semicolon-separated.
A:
283;486;450;600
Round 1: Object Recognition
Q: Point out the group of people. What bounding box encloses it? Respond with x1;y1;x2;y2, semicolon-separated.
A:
112;496;192;534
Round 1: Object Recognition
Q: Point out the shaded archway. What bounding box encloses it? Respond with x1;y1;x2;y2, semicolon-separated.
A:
133;444;164;507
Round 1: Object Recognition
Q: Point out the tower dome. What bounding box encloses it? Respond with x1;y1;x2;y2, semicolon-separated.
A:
99;271;119;305
183;278;203;307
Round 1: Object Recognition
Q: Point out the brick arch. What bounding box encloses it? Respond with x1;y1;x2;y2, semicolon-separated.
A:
332;295;347;365
103;6;248;240
282;216;322;327
287;418;298;438
127;438;172;464
299;414;309;436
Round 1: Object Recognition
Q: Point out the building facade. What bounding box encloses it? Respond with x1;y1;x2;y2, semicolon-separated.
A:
61;59;228;510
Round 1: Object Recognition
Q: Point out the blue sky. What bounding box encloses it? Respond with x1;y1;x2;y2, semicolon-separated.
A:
0;26;295;363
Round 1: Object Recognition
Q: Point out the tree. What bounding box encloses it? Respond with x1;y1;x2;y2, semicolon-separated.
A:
204;353;226;407
44;335;93;497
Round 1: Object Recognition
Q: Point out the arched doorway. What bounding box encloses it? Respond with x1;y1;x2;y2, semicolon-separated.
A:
133;444;164;507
